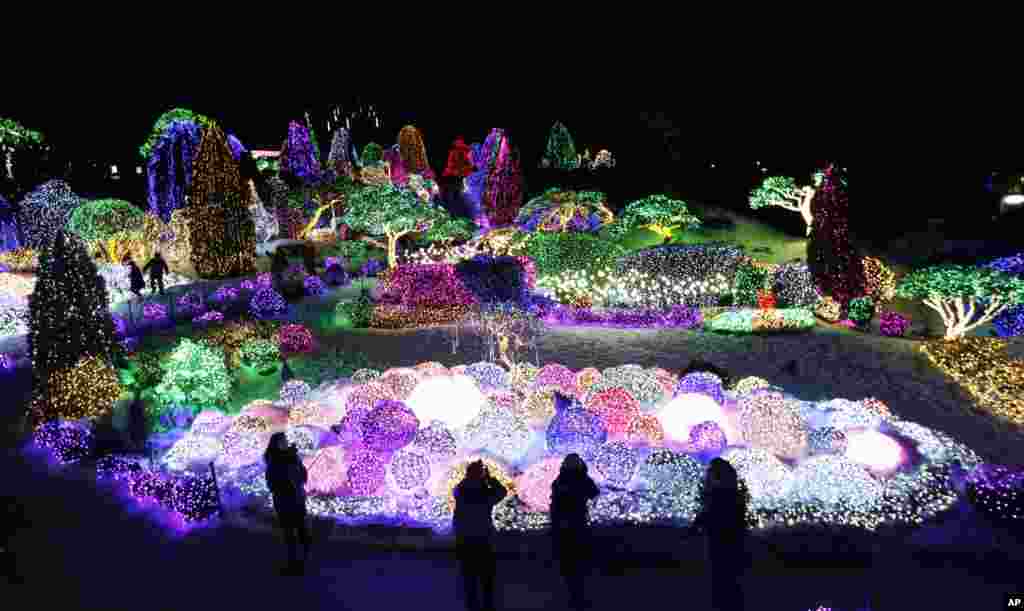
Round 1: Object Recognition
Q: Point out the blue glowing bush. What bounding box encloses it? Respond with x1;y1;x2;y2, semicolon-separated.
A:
324;264;350;287
0;194;22;253
993;304;1024;337
361;259;384;278
675;372;726;404
455;255;533;305
147;120;202;223
32;420;94;464
545;393;608;460
249;288;287;319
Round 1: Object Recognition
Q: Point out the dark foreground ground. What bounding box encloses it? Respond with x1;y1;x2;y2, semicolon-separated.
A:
3;445;1021;611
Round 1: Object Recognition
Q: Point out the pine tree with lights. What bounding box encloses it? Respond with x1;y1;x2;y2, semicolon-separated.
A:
807;165;864;309
540;121;579;170
398;125;433;177
188;123;256;278
28;230;119;422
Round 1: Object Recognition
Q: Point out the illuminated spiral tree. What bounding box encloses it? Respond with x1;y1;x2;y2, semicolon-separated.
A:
16;180;83;250
67;199;145;264
28;231;117;422
896;265;1024;340
146;119;203;223
608;194;701;241
443;136;475;178
188;123;256;278
398;125;433;178
807;165;864;308
540;121;579;170
279;121;322;185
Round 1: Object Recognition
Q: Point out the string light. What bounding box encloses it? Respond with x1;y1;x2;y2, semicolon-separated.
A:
737;392;808;459
595;441;641;485
515;457;562;512
162;433;223;472
919;337;1024;426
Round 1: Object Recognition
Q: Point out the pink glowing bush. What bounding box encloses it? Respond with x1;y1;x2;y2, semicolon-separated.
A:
515;457;561;512
277;323;314;355
535;363;577;396
304;446;347;494
586;387;641;435
879;311;910;337
378;369;421;401
377;264;478;308
190;410;233;436
345;382;398;413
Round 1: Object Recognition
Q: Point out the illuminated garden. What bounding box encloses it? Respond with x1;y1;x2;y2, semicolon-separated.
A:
2;112;1023;545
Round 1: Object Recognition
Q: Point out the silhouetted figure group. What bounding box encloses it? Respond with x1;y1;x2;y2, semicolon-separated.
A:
142;252;168;295
264;432;311;576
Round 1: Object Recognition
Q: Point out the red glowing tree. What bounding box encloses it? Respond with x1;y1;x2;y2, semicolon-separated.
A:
443;137;475;178
807;165;864;308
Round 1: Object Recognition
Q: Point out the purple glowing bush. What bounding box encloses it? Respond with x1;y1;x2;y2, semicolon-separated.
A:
280;121;321;185
193;311;224;329
993;304;1024;337
111;313;128;337
324;264;350;287
239;279;256;292
966;463;1024;525
545;393;608;460
879;311;911;337
176;291;206;317
346;449;387;495
143;302;169;322
31;420;94;464
127;468;176;505
675;372;726;404
361;259;384;278
455;255;535;305
360;399;420;452
542;304;703;330
169;471;221;523
688;420;727;454
249;288;287;319
147;120;202;223
304;274;327;297
210;285;239;310
95;454;146;482
664;305;704;329
377;264;477;308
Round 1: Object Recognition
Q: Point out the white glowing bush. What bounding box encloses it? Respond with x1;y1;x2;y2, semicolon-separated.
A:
162;434;223;472
190;410;233;436
844;429;905;472
659;393;734;446
462;402;533;463
721;447;794;501
406;374;486;431
791;455;884;512
736;392;808;459
388;449;431;491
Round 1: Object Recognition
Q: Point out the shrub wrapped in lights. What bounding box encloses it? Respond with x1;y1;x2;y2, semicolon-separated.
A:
279;120;321;185
736;392;808;459
515;189;614;234
609;244;747;309
771;262;819;308
545;393;608;460
965;464;1024;525
846;296;875;327
0;248;38;272
345;448;387;496
674;372;725;404
388;449;432;491
31;420;95;464
585;387;641;435
879;311;911;337
360;399;420;453
95;454;146;482
595;441;641;485
304;274;327;297
30;354;123;424
239;338;280;371
688;420;728;454
607;194;701;242
17;180;84;249
277;323;314;356
162;433;223;472
67;198;146;264
153;339;232;409
249;287;287;319
807;165;865;308
993;305;1024;337
176;290;206;318
862;256;896;304
279;380;312;405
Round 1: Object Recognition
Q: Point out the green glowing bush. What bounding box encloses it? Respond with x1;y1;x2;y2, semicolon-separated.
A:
525;233;627;305
129;351;165;390
239;338;280;371
733;263;769;307
608;195;701;240
291;349;372;387
67;199;146;263
153;339;232;408
846;296;875;325
335;291;374;328
361;142;384;165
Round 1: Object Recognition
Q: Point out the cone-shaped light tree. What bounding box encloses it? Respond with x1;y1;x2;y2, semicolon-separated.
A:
279;121;321;185
443;137;475;178
28;230;120;422
342;184;449;268
749;173;820;236
398;125;435;178
327;128;356;178
146;119;203;223
188;123;255;278
807;165;864;308
896;265;1024;340
540;121;579;170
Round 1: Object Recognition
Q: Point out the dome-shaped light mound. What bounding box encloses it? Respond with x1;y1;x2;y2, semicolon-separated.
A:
162;434;223;472
791;455;884;512
595;441;640;485
721;447;794;501
586;387;641;435
515;457;561;512
304;446;347;494
351;368;382;384
285;425;322;456
650;368;679;396
345;382;397;413
406;374;486;431
736;392;808;459
732;376;771;395
288;400;343;429
464;361;510;393
216;431;271;470
844;429;905;473
626;413;665;446
639;448;703;497
675;372;725;404
388;449;431;491
462;403;533;463
280;380;312;406
535;363;577;396
545;399;608;460
660;393;734;446
688;421;727;455
574;367;602;396
412;421;458;462
414;361;448;377
345;449;387;496
522;388;557;426
808;427;849;455
378;368;422;401
191;410;233;436
595;365;666;410
360;400;420;453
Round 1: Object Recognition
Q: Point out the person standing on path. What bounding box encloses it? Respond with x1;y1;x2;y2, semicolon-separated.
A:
142;252;168;295
550;452;600;611
453;460;507;611
124;256;145;299
691;458;751;611
264;432;311;576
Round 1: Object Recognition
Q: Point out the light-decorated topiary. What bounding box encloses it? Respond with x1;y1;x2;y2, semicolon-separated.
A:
807;165;864;308
279;120;321;185
515;189;614;234
30;356;123;423
608;194;701;241
146;119;203;223
896;264;1024;340
188;122;256;278
361;142;384;166
749;174;819;236
540;121;579;170
526;232;628;305
398;125;433;177
67;199;145;263
154;338;232;408
342;184;449;268
16;180;84;250
139;108;213;160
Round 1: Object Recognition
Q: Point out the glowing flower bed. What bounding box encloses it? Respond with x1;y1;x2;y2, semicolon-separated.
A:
27;359;992;534
705;308;816;334
921;337;1024;426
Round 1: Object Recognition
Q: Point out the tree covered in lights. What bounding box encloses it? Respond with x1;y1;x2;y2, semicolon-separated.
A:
516;189;614;234
138;108;213;160
342;184;449;268
540;121;579;170
146;120;203;223
417;215;476;246
807;165;864;308
465;129;524;228
154;338;232;408
608;194;701;240
443;136;475;178
2;117;46;191
28;231;118;421
896;265;1024;340
327;128;357;178
67;199;145;263
749;174;821;237
279;121;321;185
398;125;434;178
188;123;256;278
16;179;84;250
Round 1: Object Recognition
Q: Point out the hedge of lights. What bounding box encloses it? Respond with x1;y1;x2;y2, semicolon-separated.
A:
705;308;816;334
526;232;627;305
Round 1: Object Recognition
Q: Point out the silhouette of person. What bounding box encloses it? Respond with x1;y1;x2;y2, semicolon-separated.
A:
550;453;600;611
142;252;168;295
691;458;750;611
124;256;145;299
127;397;147;452
264;432;311;575
453;460;507;611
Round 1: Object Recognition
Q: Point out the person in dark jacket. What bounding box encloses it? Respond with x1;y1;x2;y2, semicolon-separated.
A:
127;397;147;451
124;256;146;299
452;460;507;611
550;453;600;611
142;252;168;295
690;458;750;611
264;432;311;575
